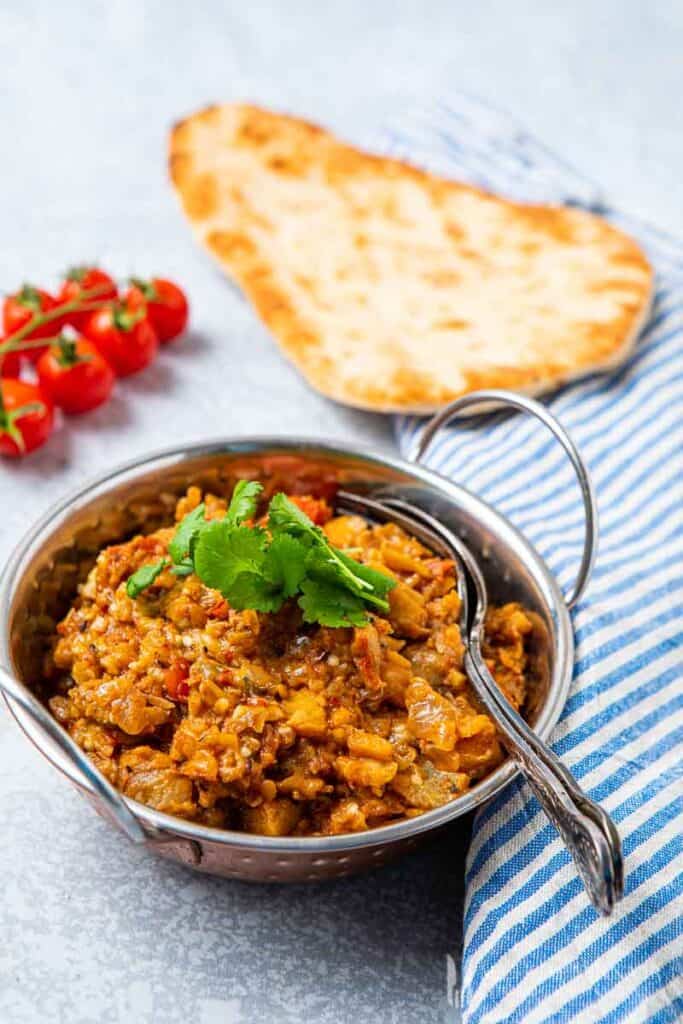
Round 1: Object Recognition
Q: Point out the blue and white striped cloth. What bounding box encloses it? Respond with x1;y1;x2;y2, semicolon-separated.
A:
384;94;683;1023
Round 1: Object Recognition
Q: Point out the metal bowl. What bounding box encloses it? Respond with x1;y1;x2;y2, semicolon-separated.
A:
0;392;594;882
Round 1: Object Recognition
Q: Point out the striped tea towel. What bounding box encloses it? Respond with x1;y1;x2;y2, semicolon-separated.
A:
385;93;683;1024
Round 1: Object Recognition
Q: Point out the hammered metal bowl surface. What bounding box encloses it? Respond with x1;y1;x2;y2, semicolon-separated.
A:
0;439;573;881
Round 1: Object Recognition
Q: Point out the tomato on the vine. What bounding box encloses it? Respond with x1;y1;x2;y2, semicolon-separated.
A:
37;335;115;415
1;265;187;458
3;285;59;363
84;299;158;377
126;277;189;343
58;267;118;330
0;378;54;458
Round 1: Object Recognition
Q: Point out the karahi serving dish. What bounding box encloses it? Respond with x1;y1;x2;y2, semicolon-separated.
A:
0;391;596;882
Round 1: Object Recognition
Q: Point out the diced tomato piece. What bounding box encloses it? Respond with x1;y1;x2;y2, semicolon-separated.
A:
207;596;229;619
164;659;190;700
288;494;333;525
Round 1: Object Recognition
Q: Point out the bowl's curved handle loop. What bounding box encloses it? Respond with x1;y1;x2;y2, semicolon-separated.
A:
0;666;148;844
410;389;598;610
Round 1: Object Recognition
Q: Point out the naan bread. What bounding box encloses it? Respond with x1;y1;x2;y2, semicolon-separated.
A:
169;104;653;413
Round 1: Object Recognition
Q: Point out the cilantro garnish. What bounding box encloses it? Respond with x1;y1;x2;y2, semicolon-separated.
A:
125;558;168;598
298;578;371;628
225;479;262;526
168;502;205;572
125;483;396;627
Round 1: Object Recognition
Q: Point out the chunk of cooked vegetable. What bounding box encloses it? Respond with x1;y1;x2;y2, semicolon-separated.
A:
284;689;327;739
243;798;302;836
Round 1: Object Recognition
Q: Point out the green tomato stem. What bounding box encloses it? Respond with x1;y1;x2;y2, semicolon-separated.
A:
1;283;115;351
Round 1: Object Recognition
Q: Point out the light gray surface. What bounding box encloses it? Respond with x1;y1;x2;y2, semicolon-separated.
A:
1;2;681;1022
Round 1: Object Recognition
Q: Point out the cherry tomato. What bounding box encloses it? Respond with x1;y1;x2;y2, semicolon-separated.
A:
84;300;159;377
0;344;22;378
3;285;59;363
37;335;115;415
126;277;189;343
0;378;54;458
58;266;118;330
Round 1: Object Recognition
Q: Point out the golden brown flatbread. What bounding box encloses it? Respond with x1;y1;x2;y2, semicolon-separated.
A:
169;104;653;413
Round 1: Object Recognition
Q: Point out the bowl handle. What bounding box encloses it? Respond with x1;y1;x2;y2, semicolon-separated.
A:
0;666;148;844
410;389;598;610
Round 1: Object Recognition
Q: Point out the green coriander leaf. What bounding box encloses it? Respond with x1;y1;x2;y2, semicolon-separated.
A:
171;562;193;578
126;558;168;598
335;549;396;601
168;503;206;565
267;492;316;535
223;572;286;613
298;578;369;628
265;533;310;597
167;485;396;628
193;521;269;592
227;480;263;526
305;546;393;612
268;491;395;611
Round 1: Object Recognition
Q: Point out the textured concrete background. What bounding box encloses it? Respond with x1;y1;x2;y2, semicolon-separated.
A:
1;2;681;1022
